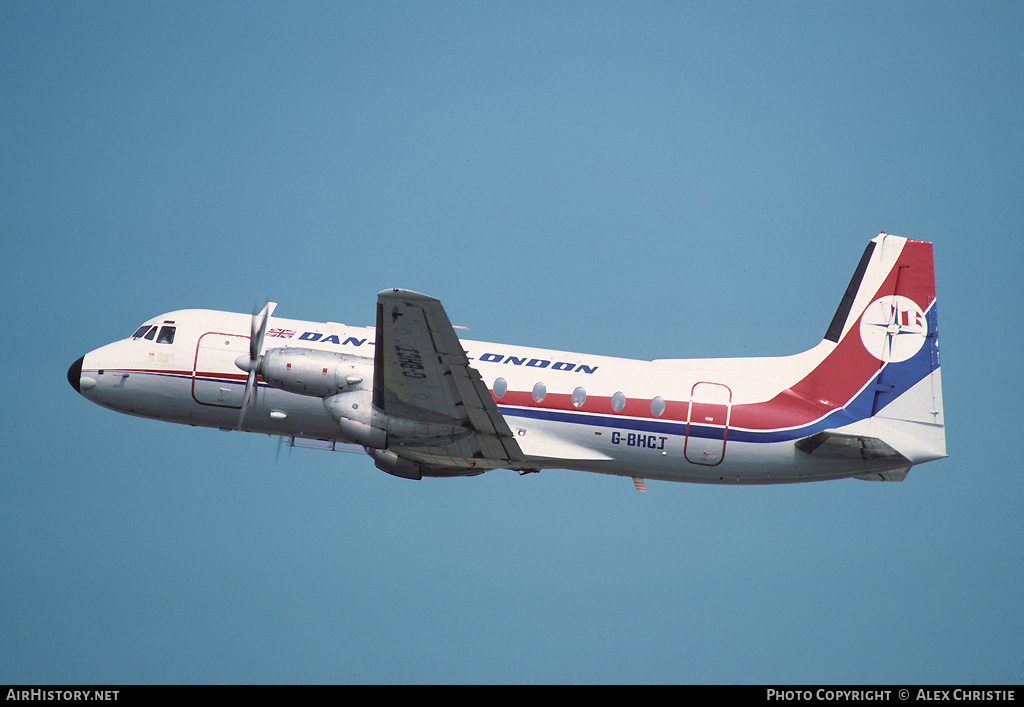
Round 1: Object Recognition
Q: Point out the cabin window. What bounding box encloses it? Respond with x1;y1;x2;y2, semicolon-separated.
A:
131;325;152;339
493;377;507;398
572;387;586;408
611;391;626;412
143;326;157;341
651;396;666;417
156;326;176;344
532;382;547;403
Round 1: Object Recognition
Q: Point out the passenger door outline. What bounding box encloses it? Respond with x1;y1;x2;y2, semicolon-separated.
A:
684;381;732;466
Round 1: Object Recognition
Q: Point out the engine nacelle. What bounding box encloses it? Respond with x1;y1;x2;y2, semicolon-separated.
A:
365;447;489;480
323;389;387;449
259;348;371;398
259;348;475;464
365;448;425;480
323;388;474;451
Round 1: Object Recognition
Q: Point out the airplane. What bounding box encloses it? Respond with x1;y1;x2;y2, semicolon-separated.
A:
67;232;945;488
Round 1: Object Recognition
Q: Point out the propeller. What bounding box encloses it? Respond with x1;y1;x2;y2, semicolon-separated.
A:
236;301;277;430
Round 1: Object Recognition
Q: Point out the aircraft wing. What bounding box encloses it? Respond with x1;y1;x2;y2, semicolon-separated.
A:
373;289;525;470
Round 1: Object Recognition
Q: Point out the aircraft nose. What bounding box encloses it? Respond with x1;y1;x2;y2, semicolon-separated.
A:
67;355;84;393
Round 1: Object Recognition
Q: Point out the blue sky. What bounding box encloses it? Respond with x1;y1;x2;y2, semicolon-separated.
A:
3;1;1022;685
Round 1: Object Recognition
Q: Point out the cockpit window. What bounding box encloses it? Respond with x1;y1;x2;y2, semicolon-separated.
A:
131;323;175;344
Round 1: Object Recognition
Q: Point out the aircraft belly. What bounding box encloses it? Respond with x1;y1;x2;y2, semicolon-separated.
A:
505;410;907;484
89;366;919;484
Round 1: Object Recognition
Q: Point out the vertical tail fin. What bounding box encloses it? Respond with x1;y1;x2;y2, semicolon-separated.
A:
794;233;945;474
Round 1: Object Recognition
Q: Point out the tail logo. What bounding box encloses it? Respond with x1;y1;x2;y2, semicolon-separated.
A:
859;295;928;362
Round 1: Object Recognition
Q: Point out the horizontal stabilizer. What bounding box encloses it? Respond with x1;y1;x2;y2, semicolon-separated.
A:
795;430;909;463
853;466;911;482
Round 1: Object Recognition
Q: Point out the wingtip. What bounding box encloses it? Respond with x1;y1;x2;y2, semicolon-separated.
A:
378;288;435;301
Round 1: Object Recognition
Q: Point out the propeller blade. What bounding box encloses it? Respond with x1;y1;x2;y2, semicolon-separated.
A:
237;301;277;431
249;308;260;361
250;302;277;361
238;367;257;430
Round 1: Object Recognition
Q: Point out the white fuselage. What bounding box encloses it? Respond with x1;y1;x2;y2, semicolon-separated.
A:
70;307;927;485
69;234;947;486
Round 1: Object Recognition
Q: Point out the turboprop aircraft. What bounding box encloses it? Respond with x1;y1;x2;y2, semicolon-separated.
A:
68;232;945;487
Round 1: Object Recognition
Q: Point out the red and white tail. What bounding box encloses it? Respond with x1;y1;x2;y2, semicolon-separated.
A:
794;233;945;479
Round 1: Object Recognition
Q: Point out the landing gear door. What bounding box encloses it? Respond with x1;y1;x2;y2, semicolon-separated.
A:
684;381;732;466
